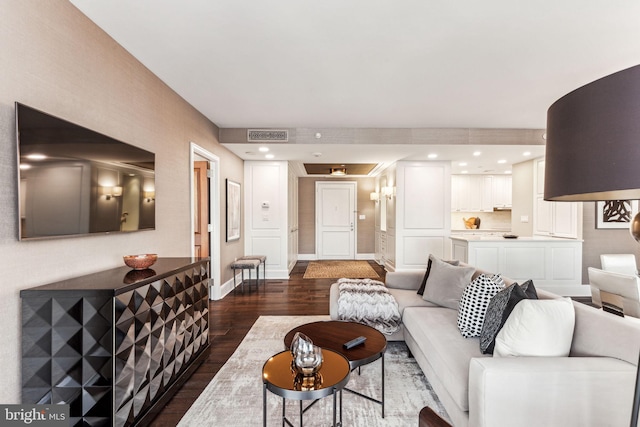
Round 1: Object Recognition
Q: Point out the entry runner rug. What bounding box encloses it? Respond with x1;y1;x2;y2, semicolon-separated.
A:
303;260;381;279
179;315;449;427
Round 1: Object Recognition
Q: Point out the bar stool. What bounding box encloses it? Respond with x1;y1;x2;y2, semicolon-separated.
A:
230;259;260;293
238;255;266;287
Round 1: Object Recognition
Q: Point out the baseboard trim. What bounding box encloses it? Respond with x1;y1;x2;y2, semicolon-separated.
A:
298;254;376;261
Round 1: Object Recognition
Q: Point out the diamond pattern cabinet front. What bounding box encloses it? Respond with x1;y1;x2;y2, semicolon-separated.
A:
22;295;113;427
21;259;210;427
113;267;210;427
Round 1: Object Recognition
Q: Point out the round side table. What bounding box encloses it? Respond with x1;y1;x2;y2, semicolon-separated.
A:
284;320;387;417
262;349;350;427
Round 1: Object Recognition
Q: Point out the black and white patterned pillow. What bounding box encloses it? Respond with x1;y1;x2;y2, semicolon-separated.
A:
457;274;504;338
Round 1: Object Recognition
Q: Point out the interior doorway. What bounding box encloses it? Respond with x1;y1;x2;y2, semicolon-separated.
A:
316;181;357;260
190;143;221;300
193;161;209;257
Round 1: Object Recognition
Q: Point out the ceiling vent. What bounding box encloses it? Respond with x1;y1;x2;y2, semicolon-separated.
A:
247;129;289;142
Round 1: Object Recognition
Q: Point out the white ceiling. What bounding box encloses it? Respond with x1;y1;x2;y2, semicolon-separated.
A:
68;0;640;174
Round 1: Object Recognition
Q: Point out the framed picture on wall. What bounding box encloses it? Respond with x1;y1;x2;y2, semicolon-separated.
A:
226;179;241;241
596;200;639;229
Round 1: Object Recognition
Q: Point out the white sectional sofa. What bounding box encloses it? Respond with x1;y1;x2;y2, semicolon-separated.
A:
330;268;640;427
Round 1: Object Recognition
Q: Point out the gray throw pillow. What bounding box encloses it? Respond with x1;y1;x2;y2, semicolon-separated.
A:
417;257;460;296
479;281;539;354
422;255;475;309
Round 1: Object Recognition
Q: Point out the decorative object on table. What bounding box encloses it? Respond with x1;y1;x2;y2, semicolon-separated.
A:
596;200;639;229
463;217;480;229
293;372;323;391
544;64;640;426
123;253;157;270
226;179;241;241
502;234;518;239
290;332;323;375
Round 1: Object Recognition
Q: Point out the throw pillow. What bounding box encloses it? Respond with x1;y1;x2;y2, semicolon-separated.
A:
493;298;575;357
479;281;539;354
457;274;504;338
520;279;538;299
422;255;475;309
417;256;459;296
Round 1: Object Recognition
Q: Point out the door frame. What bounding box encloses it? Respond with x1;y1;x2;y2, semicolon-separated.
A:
315;181;357;260
190;142;221;300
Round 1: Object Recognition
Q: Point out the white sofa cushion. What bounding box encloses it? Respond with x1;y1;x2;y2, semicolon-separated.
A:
403;306;489;411
494;298;575;357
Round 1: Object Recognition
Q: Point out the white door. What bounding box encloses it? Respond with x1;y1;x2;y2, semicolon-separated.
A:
316;182;356;259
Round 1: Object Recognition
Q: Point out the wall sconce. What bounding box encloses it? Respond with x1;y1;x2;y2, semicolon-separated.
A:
370;192;380;202
101;186;123;200
143;190;155;202
381;186;395;199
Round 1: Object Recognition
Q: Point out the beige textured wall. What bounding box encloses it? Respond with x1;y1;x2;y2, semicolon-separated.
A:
582;202;640;282
298;177;376;255
511;159;535;236
0;0;243;402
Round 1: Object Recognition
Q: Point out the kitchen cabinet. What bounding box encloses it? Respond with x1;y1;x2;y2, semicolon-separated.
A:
450;235;583;294
451;174;511;212
492;175;512;208
533;159;580;238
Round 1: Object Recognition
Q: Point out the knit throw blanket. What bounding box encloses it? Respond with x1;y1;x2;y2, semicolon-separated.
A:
336;278;401;335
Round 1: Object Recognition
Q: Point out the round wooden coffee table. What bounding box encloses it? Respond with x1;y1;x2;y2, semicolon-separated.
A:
262;349;350;427
284;320;387;417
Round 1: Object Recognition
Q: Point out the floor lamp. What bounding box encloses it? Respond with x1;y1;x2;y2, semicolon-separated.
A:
544;64;640;427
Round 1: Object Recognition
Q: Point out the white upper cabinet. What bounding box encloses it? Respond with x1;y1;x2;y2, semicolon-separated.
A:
492;175;512;208
451;174;511;212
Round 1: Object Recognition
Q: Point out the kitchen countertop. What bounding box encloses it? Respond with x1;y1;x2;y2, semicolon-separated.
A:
450;234;583;242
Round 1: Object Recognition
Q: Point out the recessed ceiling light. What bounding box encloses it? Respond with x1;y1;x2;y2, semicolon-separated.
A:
258;146;269;152
315;133;322;139
458;162;467;166
265;154;274;159
504;170;512;174
473;151;481;156
19;164;31;170
461;170;468;174
523;151;531;156
497;159;507;164
428;153;438;159
26;154;47;160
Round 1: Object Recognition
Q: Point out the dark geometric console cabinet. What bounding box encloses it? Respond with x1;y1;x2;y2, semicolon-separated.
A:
21;257;211;427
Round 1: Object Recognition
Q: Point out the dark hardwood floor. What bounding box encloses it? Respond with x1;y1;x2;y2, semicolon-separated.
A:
149;260;387;426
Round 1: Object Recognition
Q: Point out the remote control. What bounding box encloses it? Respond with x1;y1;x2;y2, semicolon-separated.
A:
343;336;367;349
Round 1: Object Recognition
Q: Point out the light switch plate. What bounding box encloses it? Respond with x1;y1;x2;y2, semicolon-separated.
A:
520;215;529;223
359;214;366;220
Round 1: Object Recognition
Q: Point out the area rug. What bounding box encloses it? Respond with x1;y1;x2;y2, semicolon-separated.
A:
303;260;381;279
179;315;449;426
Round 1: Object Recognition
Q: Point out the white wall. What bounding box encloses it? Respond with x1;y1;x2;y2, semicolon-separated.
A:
244;161;290;278
394;161;451;270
